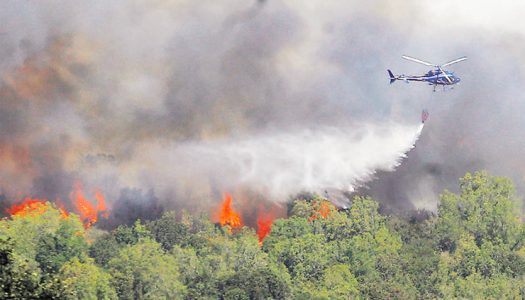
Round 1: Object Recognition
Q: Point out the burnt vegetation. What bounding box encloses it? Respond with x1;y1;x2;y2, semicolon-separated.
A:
2;171;525;299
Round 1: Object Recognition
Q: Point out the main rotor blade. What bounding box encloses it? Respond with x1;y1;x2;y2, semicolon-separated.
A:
441;56;467;67
402;55;435;67
439;67;453;84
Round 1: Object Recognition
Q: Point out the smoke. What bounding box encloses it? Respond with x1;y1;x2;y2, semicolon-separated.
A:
1;0;525;218
101;188;163;227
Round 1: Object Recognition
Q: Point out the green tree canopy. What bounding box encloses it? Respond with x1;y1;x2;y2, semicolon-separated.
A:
108;238;186;299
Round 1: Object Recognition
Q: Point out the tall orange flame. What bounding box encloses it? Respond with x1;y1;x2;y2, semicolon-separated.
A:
6;198;48;217
94;191;109;218
215;192;242;228
256;211;275;244
70;183;108;229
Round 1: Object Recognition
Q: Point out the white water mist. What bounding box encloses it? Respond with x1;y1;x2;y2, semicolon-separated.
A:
119;122;425;203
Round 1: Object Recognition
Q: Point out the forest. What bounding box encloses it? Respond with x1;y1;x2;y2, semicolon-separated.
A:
2;171;525;299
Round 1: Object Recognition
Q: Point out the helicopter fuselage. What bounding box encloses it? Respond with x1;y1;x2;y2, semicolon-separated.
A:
395;69;461;86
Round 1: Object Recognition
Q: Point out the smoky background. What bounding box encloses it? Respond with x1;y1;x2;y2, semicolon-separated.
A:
1;0;524;223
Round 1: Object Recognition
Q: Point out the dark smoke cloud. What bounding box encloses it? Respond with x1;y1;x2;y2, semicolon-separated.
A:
99;188;164;228
1;0;525;220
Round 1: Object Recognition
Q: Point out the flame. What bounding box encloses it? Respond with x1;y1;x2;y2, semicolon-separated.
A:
6;198;48;217
308;201;332;222
5;183;108;229
94;191;109;218
55;199;70;219
256;211;275;244
70;182;109;229
7;198;68;219
214;192;242;229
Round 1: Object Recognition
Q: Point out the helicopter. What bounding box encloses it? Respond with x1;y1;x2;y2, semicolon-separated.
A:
388;55;467;91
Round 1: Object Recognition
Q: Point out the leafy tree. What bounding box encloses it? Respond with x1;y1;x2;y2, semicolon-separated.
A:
268;233;335;282
289;198;317;219
89;233;120;267
108;238;186;299
387;213;441;297
0;235;41;299
438;271;525;299
173;225;291;300
220;264;291;300
59;257;117;299
35;216;88;274
400;237;441;297
0;202;64;260
263;217;311;251
436;171;522;251
172;246;223;300
319;264;359;299
320;208;354;242
3;171;525;299
434;172;525;290
113;219;152;246
148;211;191;251
348;228;416;299
343;196;384;235
0;204;90;298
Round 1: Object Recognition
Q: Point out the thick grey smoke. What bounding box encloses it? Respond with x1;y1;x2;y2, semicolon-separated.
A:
1;0;524;215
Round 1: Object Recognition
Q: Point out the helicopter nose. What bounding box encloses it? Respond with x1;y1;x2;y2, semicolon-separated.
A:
456;77;461;83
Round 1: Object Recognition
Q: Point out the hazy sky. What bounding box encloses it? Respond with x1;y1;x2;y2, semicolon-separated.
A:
428;0;525;33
